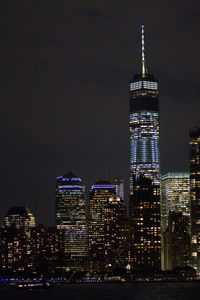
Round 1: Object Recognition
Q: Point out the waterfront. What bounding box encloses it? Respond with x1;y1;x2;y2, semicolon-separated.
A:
1;282;200;300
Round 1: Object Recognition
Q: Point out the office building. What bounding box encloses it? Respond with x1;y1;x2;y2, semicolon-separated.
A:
56;172;87;259
161;172;190;232
189;128;200;273
104;195;130;271
129;176;161;271
129;25;160;192
88;181;116;272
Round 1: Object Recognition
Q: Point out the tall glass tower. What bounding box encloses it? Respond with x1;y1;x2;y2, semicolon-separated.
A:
129;26;160;193
55;172;87;258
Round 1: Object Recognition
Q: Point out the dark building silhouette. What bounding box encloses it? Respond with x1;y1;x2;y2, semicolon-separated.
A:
88;181;116;273
129;176;161;271
104;195;130;272
30;225;64;273
129;25;160;193
163;211;191;270
0;225;64;275
0;227;30;274
189;127;200;273
4;206;35;234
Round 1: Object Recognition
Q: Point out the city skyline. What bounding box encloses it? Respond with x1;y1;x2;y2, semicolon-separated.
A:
2;2;200;225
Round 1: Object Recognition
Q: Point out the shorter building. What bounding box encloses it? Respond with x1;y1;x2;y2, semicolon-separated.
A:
30;225;64;273
56;172;87;259
161;172;190;232
0;225;65;276
4;206;35;234
129;176;161;271
104;195;130;272
163;211;191;270
0;227;32;274
112;177;124;200
88;181;116;273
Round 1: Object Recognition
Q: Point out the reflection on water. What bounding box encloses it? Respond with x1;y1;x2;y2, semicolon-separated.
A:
0;282;200;300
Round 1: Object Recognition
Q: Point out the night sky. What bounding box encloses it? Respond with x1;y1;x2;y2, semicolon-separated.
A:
1;1;200;225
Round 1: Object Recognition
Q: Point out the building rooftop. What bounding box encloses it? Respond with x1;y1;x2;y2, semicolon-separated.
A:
6;206;32;217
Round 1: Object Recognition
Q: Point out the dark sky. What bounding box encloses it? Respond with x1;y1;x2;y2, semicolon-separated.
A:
1;1;200;225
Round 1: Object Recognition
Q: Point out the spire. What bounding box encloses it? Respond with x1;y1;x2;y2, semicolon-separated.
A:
141;25;146;78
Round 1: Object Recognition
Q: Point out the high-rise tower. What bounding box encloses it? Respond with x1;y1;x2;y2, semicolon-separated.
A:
189;128;200;273
88;181;116;272
161;172;190;232
55;172;87;259
129;25;159;193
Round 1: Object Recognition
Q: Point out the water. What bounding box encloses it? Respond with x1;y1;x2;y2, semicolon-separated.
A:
0;282;200;300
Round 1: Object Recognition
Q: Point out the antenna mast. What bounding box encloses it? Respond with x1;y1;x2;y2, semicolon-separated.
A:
141;25;146;77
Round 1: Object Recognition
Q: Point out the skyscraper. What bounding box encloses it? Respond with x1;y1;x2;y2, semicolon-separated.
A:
129;25;159;193
104;195;130;272
189;128;200;273
129;26;161;271
161;172;190;232
55;172;87;259
88;181;116;272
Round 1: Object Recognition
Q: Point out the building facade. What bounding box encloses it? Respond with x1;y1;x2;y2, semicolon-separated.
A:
55;172;87;259
88;181;116;273
104;195;130;272
161;172;190;232
129;176;161;271
129;26;161;271
4;206;35;234
112;177;124;200
129;26;160;193
189;128;200;273
163;211;191;271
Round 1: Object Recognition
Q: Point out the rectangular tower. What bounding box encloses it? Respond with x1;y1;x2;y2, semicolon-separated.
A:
88;181;116;273
189;128;200;273
161;172;190;232
55;172;87;259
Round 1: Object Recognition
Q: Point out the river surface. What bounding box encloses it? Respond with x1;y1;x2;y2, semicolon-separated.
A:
1;282;200;300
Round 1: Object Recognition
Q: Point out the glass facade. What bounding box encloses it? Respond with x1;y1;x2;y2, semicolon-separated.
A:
129;74;160;193
161;172;190;232
129;26;161;271
55;172;87;258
